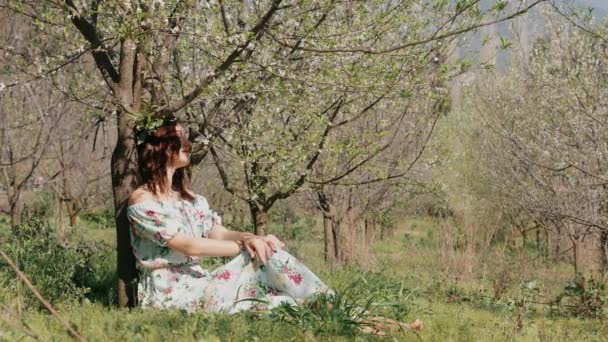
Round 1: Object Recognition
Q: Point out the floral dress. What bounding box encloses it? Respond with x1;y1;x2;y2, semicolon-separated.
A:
127;194;331;313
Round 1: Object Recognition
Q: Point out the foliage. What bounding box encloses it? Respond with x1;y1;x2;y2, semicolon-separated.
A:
268;202;315;256
81;207;116;228
23;191;55;218
269;291;371;337
436;7;608;275
0;217;111;308
552;275;608;319
2;214;608;340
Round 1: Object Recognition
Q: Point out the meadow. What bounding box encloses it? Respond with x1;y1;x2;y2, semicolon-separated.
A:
2;1;607;341
0;205;605;342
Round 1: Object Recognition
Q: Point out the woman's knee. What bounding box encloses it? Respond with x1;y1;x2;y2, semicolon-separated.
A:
269;248;293;263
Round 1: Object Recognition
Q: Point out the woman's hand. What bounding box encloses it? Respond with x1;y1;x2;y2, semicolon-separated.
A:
262;234;285;252
243;237;274;263
242;234;284;263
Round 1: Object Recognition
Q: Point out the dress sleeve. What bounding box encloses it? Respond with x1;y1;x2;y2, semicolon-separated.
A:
195;195;222;236
127;201;181;246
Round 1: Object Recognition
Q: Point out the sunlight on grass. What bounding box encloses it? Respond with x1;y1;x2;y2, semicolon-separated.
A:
1;215;607;341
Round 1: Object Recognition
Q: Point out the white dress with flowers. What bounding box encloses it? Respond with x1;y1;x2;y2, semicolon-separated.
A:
127;194;330;313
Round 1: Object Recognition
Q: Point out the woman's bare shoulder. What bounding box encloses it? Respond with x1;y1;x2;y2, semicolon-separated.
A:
128;187;156;206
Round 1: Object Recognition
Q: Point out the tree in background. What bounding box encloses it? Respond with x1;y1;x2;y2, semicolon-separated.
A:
199;0;542;259
460;10;608;275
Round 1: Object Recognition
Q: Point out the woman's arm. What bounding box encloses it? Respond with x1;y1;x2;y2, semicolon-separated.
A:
207;224;255;241
168;230;275;263
207;224;286;263
166;233;242;257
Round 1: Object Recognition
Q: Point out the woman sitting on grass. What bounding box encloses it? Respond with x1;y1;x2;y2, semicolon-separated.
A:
127;119;423;333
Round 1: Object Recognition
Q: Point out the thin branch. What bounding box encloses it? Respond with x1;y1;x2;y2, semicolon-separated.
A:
311;109;441;186
219;0;231;36
153;0;284;117
266;98;344;205
266;0;546;55
0;248;87;342
548;1;608;44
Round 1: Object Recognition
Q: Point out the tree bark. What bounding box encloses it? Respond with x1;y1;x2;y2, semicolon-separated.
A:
111;109;139;308
332;218;340;260
9;194;23;228
600;230;608;275
572;238;579;275
554;222;561;257
9;158;28;228
250;203;268;236
62;165;80;227
323;215;335;262
520;227;527;248
543;226;549;258
69;208;79;227
535;223;541;254
317;191;336;263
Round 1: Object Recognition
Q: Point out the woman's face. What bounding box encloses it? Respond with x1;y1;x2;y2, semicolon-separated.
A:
170;124;191;169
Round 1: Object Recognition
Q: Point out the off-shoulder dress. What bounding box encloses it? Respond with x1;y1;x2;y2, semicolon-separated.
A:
127;194;330;313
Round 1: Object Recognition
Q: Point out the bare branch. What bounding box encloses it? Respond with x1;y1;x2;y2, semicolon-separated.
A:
0;249;88;342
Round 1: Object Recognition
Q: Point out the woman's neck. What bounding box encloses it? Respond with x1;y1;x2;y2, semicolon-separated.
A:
152;167;178;200
166;166;175;190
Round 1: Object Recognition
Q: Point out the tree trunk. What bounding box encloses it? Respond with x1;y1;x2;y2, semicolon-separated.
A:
554;222;561;257
332;218;340;260
62;167;79;227
250;203;268;236
9;193;23;228
111;109;139;308
535;224;541;254
543;226;549;258
9;158;28;228
600;230;608;275
323;215;335;262
317;191;336;263
572;239;578;275
69;208;79;227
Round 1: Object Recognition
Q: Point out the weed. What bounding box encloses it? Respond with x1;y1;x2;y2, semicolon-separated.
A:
551;274;607;319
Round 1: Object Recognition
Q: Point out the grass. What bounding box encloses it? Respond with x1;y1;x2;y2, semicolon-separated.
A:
0;213;607;341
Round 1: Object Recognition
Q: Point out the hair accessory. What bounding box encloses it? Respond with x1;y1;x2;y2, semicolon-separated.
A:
135;115;178;146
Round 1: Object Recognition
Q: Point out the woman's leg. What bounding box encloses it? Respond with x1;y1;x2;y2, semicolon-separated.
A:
202;250;331;313
262;249;332;300
203;252;259;313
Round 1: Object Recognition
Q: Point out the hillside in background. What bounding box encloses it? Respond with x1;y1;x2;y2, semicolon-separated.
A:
455;1;606;72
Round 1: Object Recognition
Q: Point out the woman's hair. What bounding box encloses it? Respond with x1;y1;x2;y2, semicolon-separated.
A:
138;120;194;202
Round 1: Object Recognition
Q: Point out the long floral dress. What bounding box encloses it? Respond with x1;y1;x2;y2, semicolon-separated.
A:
127;194;331;313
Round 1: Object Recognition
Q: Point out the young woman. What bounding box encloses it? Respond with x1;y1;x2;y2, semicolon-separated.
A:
127;121;330;313
127;120;423;334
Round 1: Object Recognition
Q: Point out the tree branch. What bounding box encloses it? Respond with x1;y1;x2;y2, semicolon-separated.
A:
152;0;283;117
266;98;343;205
64;0;119;91
266;0;547;55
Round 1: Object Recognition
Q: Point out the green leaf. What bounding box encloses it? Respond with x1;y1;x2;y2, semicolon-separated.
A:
491;0;508;13
499;37;512;50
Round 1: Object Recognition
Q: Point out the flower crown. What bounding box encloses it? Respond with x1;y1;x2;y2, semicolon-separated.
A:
135;115;178;146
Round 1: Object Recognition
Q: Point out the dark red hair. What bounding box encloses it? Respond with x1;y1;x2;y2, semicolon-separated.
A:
138;120;194;202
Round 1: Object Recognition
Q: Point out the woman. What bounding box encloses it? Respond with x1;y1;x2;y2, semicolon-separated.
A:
127;121;330;313
127;120;423;333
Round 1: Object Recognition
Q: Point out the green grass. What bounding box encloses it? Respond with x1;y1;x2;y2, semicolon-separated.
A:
1;214;607;341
